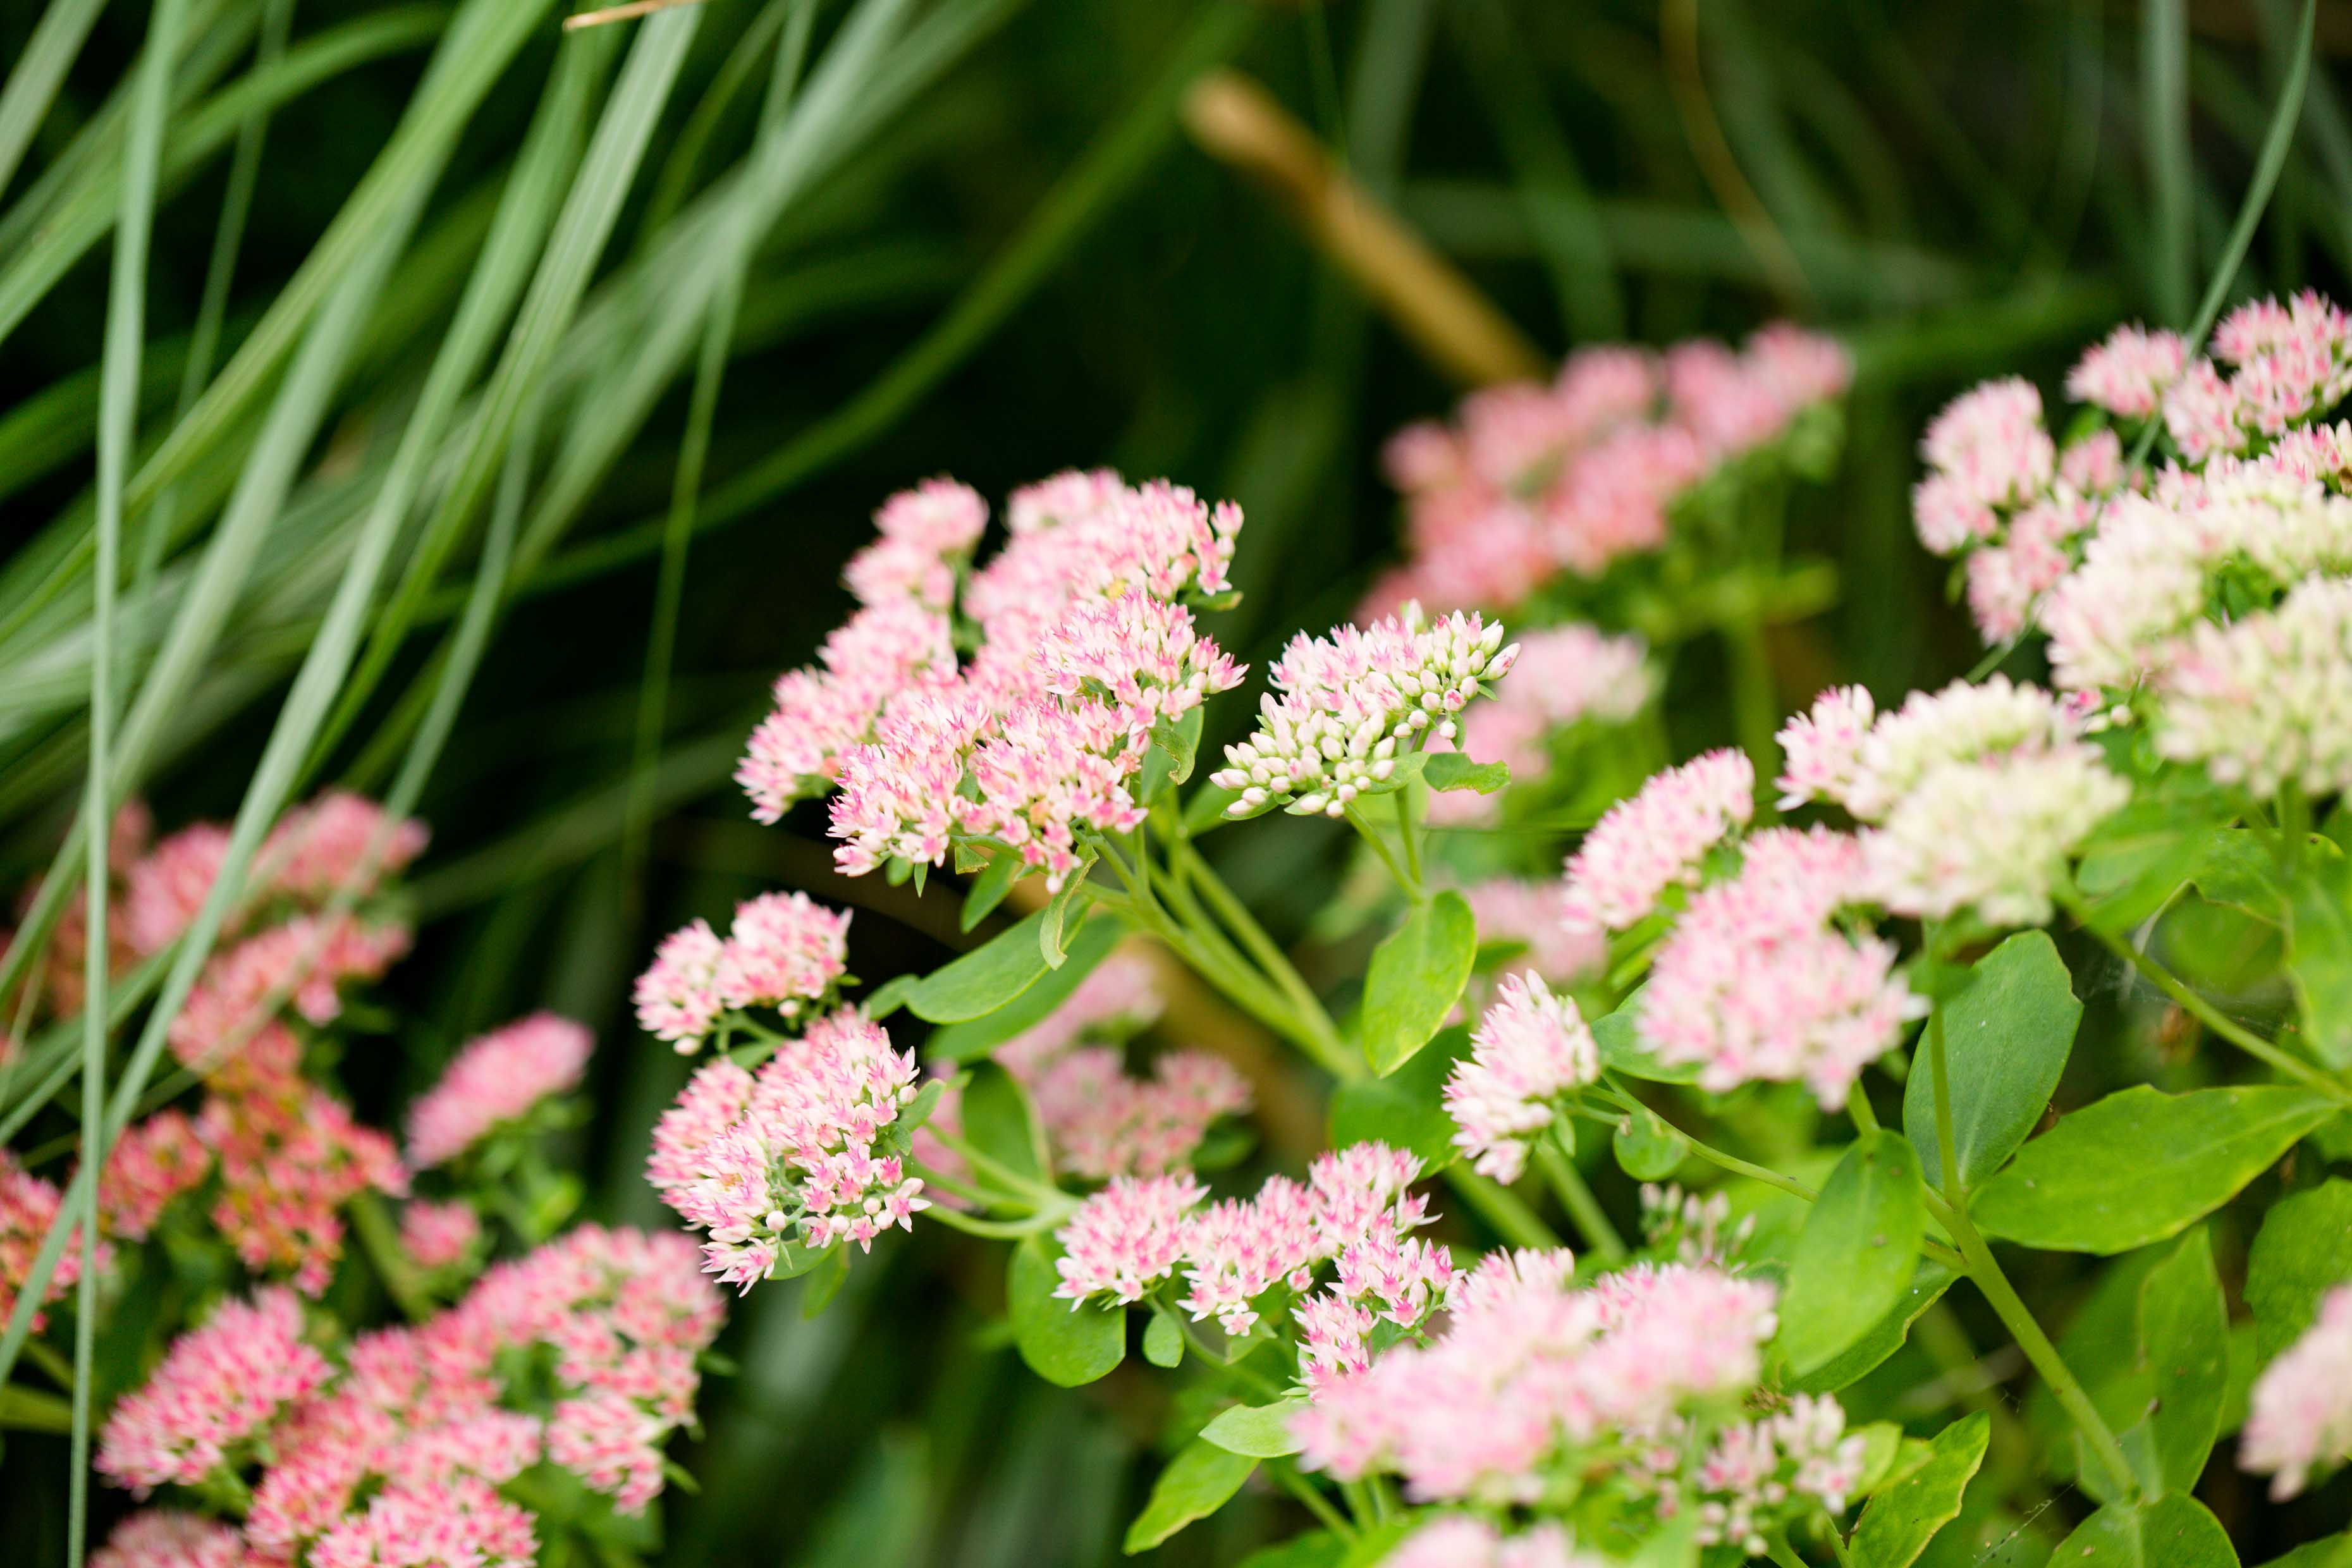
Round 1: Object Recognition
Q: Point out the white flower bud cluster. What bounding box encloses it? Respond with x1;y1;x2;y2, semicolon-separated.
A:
1210;606;1519;818
2157;575;2352;797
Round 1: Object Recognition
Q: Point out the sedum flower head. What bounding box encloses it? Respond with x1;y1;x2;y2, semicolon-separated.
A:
98;1288;333;1490
2157;573;2352;797
1445;974;1599;1183
1861;749;2129;928
647;1011;926;1290
1639;828;1921;1109
1211;605;1519;818
2241;1283;2352;1498
403;1014;592;1170
1560;748;1753;934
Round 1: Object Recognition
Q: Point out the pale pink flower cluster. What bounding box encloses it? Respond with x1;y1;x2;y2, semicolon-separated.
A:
99;1108;211;1240
2155;574;2352;795
647;1010;928;1289
399;1200;482;1270
403;1014;594;1170
93;1026;406;1295
2042;479;2352;695
97;1287;333;1489
1051;1142;1435;1345
1655;1394;1869;1555
1381;1518;1605;1568
1914;296;2352;649
1293;1251;1786;1509
1638;1184;1751;1266
121;792;427;961
637;891;852;1051
1211;604;1519;819
197;1025;408;1294
1369;326;1851;615
90;1511;246;1568
736;473;1246;893
167;913;413;1073
1445;974;1599;1182
2066;323;2188;420
1639;828;1921;1109
1777;678;2128;928
1425;623;1654;825
1;1155;101;1330
99;1225;723;1559
2241;1283;2352;1498
843;476;988;609
1560;749;1753;934
1909;376;2123;640
2167;293;2352;460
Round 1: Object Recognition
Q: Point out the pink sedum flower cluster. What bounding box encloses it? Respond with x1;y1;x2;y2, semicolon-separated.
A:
1;1155;102;1330
1369;326;1850;615
732;472;1247;894
2241;1283;2352;1499
95;1226;725;1564
1560;748;1753;934
90;1510;247;1568
1291;1248;1830;1527
1051;1142;1438;1346
647;1009;928;1290
1777;677;2128;928
1211;604;1519;818
1660;1394;1869;1555
1915;294;2352;664
1444;973;1599;1182
398;1199;482;1271
1639;826;1922;1109
636;891;850;1052
403;1014;594;1170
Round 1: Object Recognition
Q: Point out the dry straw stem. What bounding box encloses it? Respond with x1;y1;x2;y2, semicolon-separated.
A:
567;0;707;30
1182;67;1547;388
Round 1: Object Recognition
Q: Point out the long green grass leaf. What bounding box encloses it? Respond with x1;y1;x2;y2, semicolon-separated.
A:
0;0;113;200
2181;0;2315;348
134;0;298;591
0;6;448;353
71;0;183;1551
2143;0;2191;321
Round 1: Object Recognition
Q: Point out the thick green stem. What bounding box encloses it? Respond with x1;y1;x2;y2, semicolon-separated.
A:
1393;785;1423;891
1163;839;1358;1079
1535;1139;1625;1262
1273;1462;1355;1540
1342;802;1419;901
1926;1005;2140;1500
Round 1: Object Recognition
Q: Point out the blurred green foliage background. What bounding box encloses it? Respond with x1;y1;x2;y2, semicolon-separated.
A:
2;0;2346;1560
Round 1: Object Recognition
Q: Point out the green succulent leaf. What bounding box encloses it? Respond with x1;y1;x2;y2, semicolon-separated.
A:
1122;1437;1256;1553
1847;1410;1989;1568
1008;1237;1123;1389
1359;890;1476;1075
2246;1177;2352;1363
1775;1131;1928;1375
1971;1085;2334;1253
1904;929;2080;1194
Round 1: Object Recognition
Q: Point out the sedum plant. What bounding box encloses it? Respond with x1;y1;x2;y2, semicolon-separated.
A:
609;323;2352;1562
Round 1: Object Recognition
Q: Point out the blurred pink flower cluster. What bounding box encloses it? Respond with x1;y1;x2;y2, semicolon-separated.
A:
730;473;1246;892
93;1225;724;1567
1367;325;1850;617
1291;1245;1861;1537
919;952;1251;1185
